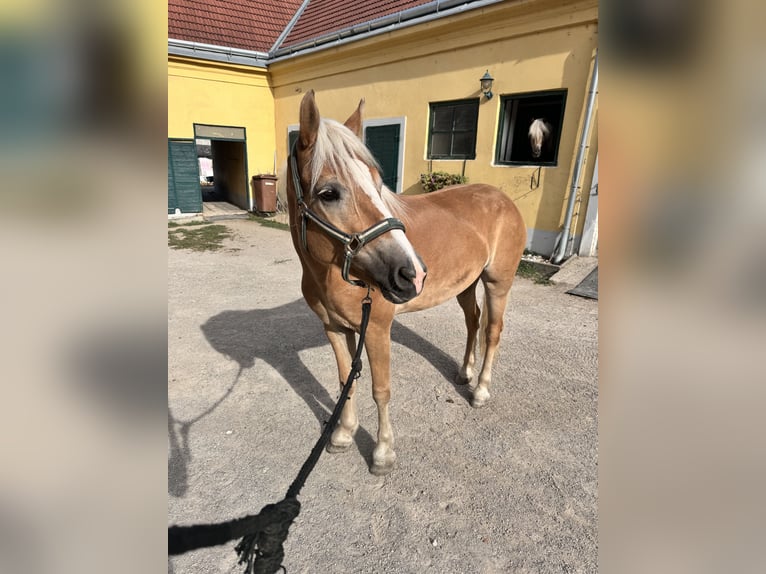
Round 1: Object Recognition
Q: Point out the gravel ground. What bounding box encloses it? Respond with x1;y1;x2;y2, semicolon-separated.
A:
168;218;598;574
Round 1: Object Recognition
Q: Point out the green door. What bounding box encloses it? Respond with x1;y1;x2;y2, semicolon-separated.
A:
365;124;400;192
168;140;201;214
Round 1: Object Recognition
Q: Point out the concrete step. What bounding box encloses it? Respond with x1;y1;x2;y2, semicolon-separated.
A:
203;201;249;221
549;256;598;288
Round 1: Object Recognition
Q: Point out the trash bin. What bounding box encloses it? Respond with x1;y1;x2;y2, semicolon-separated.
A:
251;174;278;213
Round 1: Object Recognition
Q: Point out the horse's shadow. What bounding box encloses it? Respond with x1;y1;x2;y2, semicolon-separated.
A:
169;298;468;496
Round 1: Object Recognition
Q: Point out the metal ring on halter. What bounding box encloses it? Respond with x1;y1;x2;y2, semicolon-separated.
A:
345;235;364;256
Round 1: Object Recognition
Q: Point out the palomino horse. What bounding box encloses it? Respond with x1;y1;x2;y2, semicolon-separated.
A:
528;118;553;159
287;91;526;475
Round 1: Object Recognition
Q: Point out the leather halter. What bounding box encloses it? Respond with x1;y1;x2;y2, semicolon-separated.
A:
290;142;406;288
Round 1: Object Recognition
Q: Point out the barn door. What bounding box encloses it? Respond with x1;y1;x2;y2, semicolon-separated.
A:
168;140;201;214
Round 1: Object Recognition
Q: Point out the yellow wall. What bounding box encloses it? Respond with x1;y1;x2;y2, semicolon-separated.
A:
168;57;278;208
269;0;598;253
166;0;598;254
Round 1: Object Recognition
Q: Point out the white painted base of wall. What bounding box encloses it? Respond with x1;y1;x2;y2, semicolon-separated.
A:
168;212;204;222
526;227;584;259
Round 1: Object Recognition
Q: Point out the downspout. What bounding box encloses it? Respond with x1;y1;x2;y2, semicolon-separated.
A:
552;51;598;264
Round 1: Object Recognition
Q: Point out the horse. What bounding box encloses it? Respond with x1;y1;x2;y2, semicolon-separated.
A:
528;118;553;159
286;90;526;475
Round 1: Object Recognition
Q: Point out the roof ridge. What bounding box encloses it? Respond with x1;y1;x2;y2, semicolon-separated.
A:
270;0;313;55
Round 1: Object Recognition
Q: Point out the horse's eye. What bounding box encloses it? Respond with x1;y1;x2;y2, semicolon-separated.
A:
316;186;340;202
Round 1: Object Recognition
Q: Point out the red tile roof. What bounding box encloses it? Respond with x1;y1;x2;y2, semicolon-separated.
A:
169;1;494;57
279;0;435;49
168;0;305;53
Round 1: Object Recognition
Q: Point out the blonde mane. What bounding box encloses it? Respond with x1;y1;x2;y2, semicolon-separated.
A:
311;118;409;221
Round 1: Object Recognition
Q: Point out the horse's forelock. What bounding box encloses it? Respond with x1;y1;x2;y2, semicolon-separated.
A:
309;119;409;222
310;119;378;189
529;119;550;141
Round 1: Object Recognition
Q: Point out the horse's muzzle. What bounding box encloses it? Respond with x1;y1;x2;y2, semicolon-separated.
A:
379;257;427;304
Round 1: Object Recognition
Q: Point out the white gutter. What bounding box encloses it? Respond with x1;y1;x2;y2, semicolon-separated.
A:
552;51;598;264
168;39;269;68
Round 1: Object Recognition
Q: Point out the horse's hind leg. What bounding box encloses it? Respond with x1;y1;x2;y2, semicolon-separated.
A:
455;279;481;385
325;327;359;453
472;279;512;408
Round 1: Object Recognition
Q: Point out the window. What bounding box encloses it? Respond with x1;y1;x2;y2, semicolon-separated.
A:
427;99;479;160
194;124;246;141
495;90;567;166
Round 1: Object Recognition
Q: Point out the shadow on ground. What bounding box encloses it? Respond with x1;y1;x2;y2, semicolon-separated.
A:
169;298;471;497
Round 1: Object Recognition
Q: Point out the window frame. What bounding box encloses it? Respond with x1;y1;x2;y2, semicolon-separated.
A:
494;89;567;167
193;123;246;142
426;98;480;160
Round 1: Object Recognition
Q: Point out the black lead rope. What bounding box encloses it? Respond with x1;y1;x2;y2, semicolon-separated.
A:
169;294;373;574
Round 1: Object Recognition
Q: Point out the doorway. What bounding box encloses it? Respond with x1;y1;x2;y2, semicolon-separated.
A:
194;124;249;211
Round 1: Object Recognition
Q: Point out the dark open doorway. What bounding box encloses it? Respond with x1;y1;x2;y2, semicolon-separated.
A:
210;140;248;209
194;124;249;211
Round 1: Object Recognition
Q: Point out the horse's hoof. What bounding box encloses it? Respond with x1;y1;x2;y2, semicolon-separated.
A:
370;460;395;476
471;387;490;408
455;373;472;385
370;449;396;475
328;424;357;453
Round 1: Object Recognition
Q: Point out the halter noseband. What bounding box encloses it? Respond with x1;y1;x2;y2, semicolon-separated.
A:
290;142;406;288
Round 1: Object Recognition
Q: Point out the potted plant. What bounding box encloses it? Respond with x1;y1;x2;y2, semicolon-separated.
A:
419;171;468;193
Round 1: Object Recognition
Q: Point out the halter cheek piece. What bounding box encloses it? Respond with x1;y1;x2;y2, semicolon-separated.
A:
290;142;406;288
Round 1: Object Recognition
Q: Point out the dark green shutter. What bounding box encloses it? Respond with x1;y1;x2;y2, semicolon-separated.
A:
365;124;400;192
168;140;201;214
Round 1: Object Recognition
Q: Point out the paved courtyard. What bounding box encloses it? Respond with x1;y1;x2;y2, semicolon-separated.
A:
168;218;598;573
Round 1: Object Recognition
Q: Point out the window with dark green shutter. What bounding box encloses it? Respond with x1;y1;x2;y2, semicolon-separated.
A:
427;99;479;160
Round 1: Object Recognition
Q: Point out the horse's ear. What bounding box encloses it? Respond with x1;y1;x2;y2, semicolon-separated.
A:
343;99;365;139
299;90;320;149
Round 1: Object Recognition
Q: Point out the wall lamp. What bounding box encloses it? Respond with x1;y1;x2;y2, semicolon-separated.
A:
479;70;494;100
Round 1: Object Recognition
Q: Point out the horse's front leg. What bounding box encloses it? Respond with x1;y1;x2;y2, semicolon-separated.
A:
324;326;359;453
365;324;396;475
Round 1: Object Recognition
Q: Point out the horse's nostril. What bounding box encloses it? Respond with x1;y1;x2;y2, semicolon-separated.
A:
399;265;416;282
